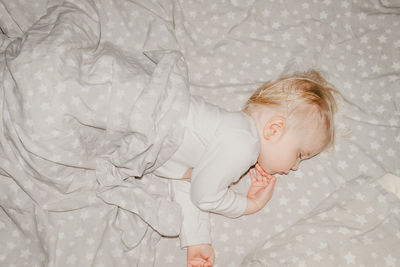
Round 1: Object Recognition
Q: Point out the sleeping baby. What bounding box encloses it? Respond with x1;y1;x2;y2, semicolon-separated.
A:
153;70;339;267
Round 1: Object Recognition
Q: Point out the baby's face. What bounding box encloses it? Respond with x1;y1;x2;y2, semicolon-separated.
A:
257;124;327;175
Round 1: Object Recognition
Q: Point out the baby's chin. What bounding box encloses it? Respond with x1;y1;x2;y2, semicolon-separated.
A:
258;164;274;175
256;162;287;176
256;162;268;171
266;169;288;175
277;171;289;175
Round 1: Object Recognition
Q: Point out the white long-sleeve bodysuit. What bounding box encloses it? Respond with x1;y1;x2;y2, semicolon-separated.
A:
154;95;260;247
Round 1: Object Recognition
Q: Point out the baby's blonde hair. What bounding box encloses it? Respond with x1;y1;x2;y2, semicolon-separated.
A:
243;70;339;149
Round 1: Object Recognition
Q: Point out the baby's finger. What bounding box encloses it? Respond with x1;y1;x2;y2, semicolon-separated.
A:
252;168;263;182
256;163;272;177
249;168;257;183
262;174;269;182
188;259;206;267
266;176;276;190
255;169;263;182
209;251;215;266
255;163;267;176
202;255;214;267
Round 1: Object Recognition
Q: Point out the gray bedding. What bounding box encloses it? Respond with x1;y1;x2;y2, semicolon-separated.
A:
242;175;400;267
1;0;399;266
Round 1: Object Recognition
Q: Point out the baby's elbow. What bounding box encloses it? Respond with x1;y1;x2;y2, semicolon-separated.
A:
190;192;205;209
190;191;216;212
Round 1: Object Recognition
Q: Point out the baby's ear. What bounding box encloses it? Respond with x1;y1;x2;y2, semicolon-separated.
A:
263;116;286;142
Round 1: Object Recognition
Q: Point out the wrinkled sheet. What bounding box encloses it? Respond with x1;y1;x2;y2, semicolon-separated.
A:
1;0;399;266
242;174;400;267
1;1;190;266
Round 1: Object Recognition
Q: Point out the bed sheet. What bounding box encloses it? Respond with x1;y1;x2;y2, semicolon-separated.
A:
242;174;400;267
1;0;399;266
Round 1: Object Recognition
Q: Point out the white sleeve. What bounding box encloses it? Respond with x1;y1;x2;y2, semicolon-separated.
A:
170;179;211;248
190;130;258;218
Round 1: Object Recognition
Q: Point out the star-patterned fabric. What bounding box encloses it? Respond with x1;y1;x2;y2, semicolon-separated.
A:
242;175;400;267
0;0;399;266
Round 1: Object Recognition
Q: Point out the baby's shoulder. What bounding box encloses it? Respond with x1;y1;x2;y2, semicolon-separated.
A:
220;111;253;130
189;95;259;152
216;118;259;156
219;111;258;141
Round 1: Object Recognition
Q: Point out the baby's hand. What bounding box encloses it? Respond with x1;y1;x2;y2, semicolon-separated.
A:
187;244;215;267
244;163;276;215
248;164;272;190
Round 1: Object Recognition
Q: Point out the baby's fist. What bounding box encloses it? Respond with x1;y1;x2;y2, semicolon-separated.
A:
187;244;215;267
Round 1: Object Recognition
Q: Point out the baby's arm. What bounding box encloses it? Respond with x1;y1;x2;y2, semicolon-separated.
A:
170;180;214;266
170;179;212;246
190;131;259;218
243;163;276;215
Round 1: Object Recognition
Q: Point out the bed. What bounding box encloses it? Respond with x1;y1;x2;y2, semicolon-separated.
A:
1;0;399;266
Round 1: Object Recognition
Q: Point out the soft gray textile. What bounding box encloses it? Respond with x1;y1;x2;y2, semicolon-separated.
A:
1;1;190;266
242;175;400;267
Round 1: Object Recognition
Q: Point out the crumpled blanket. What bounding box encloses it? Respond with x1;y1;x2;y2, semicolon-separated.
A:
0;0;190;266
